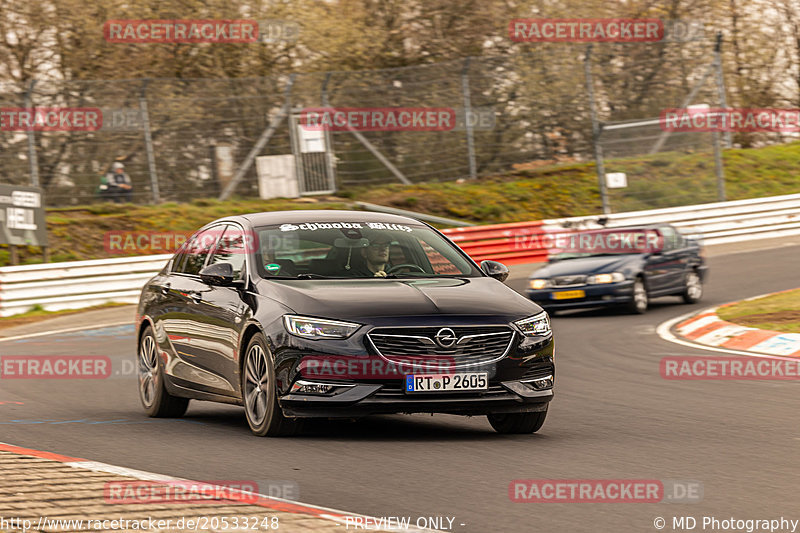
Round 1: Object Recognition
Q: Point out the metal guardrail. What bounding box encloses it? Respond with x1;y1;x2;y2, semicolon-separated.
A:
0;255;171;317
547;192;800;245
1;193;798;317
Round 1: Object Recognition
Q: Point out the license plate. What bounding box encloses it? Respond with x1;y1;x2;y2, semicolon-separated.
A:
552;290;585;300
405;373;488;393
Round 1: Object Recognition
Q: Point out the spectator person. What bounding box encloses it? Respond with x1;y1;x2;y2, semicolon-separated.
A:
104;162;133;203
96;173;113;202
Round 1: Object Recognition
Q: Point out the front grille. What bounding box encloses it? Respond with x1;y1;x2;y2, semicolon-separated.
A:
553;275;587;287
368;326;515;367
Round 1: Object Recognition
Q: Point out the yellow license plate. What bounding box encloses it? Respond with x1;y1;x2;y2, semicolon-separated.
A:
552;290;585;300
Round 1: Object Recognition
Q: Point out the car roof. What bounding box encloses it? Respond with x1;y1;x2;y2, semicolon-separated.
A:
211;209;423;228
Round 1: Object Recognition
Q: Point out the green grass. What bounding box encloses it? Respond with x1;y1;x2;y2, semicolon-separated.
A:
0;302;130;329
717;289;800;334
2;140;799;266
353;141;800;223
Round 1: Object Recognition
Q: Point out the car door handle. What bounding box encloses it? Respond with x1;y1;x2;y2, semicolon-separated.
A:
159;283;171;295
189;291;202;303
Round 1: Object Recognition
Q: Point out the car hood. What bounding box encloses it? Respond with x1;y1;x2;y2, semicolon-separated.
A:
257;277;540;321
533;255;640;278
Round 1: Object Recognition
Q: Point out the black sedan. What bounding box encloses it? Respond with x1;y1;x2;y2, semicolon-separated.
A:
526;224;707;314
136;210;554;436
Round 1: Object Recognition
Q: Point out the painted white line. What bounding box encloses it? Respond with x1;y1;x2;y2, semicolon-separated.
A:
656;310;799;362
0;321;132;343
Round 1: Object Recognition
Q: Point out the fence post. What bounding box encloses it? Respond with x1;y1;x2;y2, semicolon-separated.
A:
321;73;339;192
713;32;733;148
25;80;40;188
139;79;161;203
584;45;610;214
461;58;477;180
713;130;726;201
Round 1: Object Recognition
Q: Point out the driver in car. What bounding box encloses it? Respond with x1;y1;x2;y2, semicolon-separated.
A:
351;235;392;277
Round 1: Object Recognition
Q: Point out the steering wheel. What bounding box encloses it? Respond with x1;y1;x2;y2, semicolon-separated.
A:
386;263;427;275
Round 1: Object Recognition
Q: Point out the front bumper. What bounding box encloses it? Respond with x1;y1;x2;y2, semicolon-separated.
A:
526;280;634;310
280;379;553;418
274;325;555;418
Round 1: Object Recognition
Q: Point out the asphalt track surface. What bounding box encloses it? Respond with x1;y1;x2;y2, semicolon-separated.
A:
1;243;799;533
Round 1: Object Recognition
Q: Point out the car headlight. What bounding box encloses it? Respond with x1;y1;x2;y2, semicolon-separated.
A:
586;272;625;284
529;278;551;290
283;315;361;339
514;312;551;336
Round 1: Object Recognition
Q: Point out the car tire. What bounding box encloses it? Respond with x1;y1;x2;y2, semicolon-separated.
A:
138;325;190;418
682;270;703;304
487;408;547;434
241;332;302;437
626;278;648;314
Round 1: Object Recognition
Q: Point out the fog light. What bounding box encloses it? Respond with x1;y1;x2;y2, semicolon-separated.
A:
522;375;553;390
290;380;353;395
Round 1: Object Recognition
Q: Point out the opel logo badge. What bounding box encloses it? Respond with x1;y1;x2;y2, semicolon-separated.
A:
434;328;457;348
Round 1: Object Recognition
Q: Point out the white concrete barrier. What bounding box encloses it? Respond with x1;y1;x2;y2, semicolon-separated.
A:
0;255;171;317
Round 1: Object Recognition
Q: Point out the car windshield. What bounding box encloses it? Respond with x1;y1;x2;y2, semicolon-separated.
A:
253;221;481;279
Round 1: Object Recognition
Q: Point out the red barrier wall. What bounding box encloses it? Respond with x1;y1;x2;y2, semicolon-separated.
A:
441;221;549;265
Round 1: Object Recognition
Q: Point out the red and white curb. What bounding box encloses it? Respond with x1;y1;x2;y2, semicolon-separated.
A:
0;442;439;533
659;293;800;358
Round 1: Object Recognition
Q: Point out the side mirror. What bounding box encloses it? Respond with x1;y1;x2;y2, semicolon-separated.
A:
200;262;237;286
480;260;509;282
